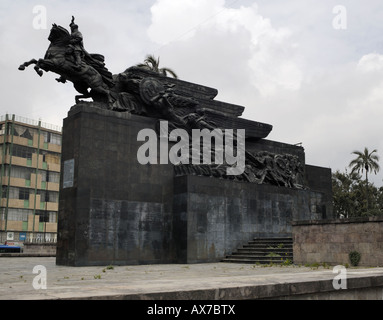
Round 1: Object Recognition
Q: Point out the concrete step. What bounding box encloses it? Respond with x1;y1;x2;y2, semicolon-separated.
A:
251;237;292;242
238;245;293;249
223;258;292;264
222;237;294;264
247;239;293;245
240;245;293;249
228;252;293;257
235;249;292;255
223;256;293;264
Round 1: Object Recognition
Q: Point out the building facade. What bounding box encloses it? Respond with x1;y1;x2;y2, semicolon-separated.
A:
0;114;61;245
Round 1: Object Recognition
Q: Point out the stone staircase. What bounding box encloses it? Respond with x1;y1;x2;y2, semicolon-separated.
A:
222;237;293;264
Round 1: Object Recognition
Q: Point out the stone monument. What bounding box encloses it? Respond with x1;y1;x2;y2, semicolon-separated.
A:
19;18;333;266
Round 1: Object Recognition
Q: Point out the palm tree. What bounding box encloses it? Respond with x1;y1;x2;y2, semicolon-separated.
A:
349;147;380;209
136;54;178;79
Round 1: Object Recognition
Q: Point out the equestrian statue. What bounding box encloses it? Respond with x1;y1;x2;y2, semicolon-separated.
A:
19;16;115;104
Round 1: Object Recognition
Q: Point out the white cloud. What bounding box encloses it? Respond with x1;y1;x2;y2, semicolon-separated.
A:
285;53;383;185
149;0;303;98
148;0;226;44
357;53;383;73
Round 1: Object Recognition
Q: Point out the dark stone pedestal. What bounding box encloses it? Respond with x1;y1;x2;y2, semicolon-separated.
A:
56;104;332;266
173;175;328;263
56;105;175;266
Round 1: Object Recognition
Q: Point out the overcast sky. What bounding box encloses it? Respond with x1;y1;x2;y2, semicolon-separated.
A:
2;0;383;185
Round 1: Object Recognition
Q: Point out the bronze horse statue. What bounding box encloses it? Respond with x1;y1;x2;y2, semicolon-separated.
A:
18;21;115;104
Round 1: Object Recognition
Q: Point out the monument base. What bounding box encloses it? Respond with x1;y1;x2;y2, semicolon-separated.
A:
56;104;332;266
173;175;327;263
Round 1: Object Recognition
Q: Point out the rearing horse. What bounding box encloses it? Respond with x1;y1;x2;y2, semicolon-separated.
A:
18;24;114;104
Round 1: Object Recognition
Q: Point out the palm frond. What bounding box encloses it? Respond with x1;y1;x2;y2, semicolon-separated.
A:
349;147;380;176
135;54;178;78
160;67;178;79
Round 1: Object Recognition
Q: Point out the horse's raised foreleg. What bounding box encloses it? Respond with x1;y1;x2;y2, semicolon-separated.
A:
34;64;44;77
18;59;38;70
18;58;43;76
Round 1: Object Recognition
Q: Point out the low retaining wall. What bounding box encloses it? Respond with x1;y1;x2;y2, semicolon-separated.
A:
292;217;383;266
23;243;57;256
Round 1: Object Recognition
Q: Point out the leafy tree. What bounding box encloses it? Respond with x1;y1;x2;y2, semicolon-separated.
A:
376;186;383;211
136;54;178;78
332;147;383;218
349;147;380;209
332;170;361;218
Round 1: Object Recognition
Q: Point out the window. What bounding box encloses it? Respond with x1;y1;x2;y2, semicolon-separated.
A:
8;187;17;199
42;131;61;146
7;165;34;180
35;210;57;223
6;187;30;200
49;212;57;223
50;133;61;146
18;188;30;200
45;171;60;184
38;211;50;223
12;127;19;136
13;125;35;140
6;208;29;221
1;186;7;198
20;128;33;140
41;152;60;165
42;131;51;143
38;190;59;203
39;190;49;203
41;170;60;183
40;170;47;182
11;145;35;159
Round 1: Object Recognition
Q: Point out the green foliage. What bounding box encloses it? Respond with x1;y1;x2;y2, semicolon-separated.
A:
332;169;383;218
342;147;381;213
349;148;380;181
308;262;320;269
349;251;361;266
267;243;284;249
266;252;281;257
303;262;329;269
282;259;293;266
102;265;114;273
136;54;178;78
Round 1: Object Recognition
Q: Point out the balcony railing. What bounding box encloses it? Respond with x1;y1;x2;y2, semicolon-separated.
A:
0;114;62;133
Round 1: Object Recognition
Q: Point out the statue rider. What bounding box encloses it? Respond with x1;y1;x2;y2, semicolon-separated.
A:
68;16;83;70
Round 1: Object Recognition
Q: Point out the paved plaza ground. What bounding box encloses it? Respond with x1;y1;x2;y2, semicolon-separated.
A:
1;257;383;301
